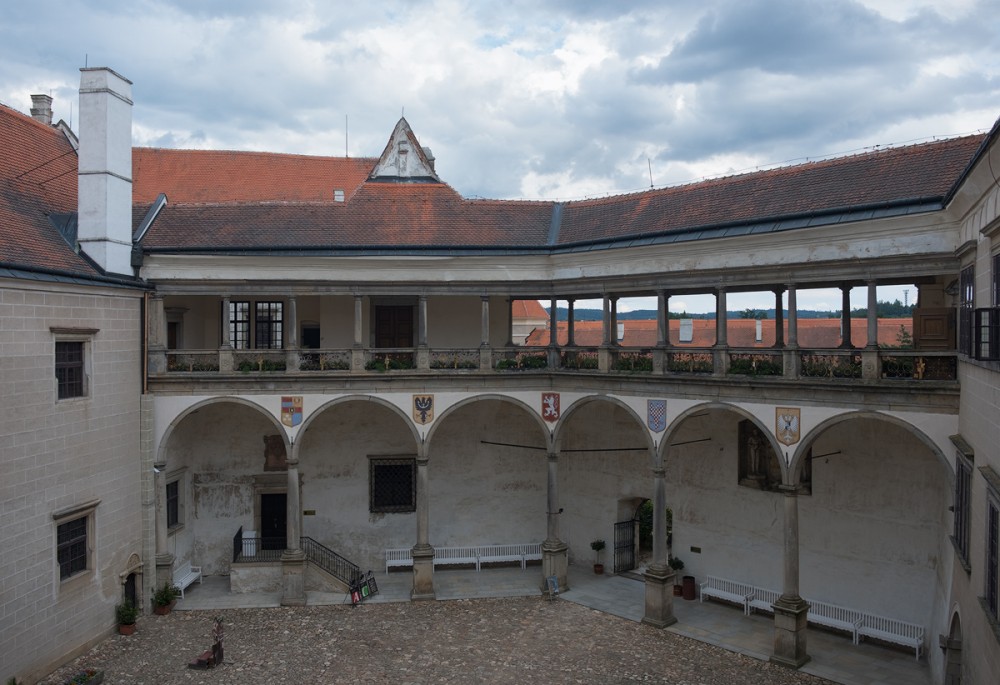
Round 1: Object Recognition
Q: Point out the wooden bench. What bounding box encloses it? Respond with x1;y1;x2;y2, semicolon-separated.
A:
807;599;863;643
172;561;202;598
699;576;754;615
857;614;924;659
385;543;542;573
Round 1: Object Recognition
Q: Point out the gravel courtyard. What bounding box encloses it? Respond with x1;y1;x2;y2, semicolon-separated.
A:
40;596;832;684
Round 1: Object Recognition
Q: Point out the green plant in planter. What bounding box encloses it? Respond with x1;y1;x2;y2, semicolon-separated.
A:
590;538;606;563
152;582;180;608
115;599;138;625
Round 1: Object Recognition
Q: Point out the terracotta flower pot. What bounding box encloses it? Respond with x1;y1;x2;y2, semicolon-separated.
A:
594;563;604;574
119;623;136;635
673;584;683;596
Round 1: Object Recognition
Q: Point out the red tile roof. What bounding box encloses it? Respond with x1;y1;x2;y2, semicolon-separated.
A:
136;134;984;252
0;103;101;277
526;318;912;348
133;148;376;204
512;299;549;319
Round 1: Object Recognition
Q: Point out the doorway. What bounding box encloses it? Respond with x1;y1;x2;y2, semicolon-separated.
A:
260;493;287;550
375;305;414;348
124;572;138;607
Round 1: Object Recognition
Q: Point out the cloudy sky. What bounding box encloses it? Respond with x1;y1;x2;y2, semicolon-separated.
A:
2;0;998;311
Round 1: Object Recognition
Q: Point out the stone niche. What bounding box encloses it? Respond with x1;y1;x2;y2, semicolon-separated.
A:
737;420;811;494
263;435;288;471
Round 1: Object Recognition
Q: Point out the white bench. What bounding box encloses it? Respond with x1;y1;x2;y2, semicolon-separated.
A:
385;543;542;573
748;586;781;615
857;614;924;659
172;561;202;598
699;576;754;615
807;599;863;643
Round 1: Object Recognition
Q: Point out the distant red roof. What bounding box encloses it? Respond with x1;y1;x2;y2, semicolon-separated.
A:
0;104;101;277
512;299;548;319
526;318;913;348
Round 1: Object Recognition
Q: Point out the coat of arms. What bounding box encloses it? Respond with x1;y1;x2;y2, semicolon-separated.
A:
775;407;801;446
280;396;303;427
541;392;560;422
647;399;666;432
413;394;434;424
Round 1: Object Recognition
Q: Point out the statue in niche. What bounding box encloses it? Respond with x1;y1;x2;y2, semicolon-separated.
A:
738;419;812;494
263;435;288;471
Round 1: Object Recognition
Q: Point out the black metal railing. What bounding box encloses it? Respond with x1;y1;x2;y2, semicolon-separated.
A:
301;537;363;586
232;531;286;562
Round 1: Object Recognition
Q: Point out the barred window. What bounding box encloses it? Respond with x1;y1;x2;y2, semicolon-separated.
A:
255;301;283;349
57;516;88;580
166;479;180;529
987;498;999;619
369;457;416;513
229;301;250;350
55;341;84;399
954;453;972;567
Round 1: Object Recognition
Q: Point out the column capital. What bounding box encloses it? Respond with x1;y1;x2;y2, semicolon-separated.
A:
416;455;429;467
653;467;666;478
777;483;801;496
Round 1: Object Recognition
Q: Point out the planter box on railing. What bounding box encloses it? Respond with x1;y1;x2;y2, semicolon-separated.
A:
233;350;286;372
666;350;714;374
880;352;957;380
299;350;351;371
429;349;480;370
494;348;548;371
561;348;600;370
800;351;862;378
364;350;415;371
612;349;654;373
728;352;783;377
166;351;219;372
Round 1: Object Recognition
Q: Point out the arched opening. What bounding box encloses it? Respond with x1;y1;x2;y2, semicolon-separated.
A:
945;611;963;685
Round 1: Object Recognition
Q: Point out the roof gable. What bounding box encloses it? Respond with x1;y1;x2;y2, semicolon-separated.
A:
369;117;440;182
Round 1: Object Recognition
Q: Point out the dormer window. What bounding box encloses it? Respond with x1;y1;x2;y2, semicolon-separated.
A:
334;189;345;202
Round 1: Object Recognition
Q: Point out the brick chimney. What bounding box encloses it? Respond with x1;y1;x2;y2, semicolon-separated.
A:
77;67;133;275
30;94;53;125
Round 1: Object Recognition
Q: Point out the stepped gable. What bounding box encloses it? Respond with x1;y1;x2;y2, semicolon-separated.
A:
556;135;985;245
0;103;100;277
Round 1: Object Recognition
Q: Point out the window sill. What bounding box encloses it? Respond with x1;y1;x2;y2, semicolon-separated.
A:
167;524;185;536
949;536;972;574
59;569;94;594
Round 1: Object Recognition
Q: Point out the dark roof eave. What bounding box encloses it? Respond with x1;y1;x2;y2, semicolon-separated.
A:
0;261;150;289
141;196;946;259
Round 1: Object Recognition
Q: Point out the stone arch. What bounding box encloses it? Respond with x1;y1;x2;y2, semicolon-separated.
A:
554;394;654;460
660;401;786;481
293;394;421;461
425;393;548;452
156;396;287;466
788;410;951;483
945;609;963;684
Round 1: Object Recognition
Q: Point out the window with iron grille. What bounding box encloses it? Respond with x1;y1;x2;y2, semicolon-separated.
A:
166;479;180;528
959;265;974;356
976;307;1000;360
954;453;972;567
255;301;283;349
987;497;999;620
369;457;416;513
55;341;84;399
57;516;88;580
229;301;250;350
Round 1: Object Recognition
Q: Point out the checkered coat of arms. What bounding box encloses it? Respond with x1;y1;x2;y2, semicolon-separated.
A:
647;400;666;432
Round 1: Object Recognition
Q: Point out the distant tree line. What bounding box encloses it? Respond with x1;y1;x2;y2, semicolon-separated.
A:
547;300;914;321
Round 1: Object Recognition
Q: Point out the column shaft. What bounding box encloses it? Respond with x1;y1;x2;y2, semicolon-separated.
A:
353;295;363;347
866;280;878;348
840;286;853;348
786;285;798;347
418;295;428;347
566;299;576;346
715;287;728;346
480;296;490;346
774;289;784;348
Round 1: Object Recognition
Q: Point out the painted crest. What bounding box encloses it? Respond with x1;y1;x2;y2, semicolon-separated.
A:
775;407;801;446
541;392;560;422
280;396;303;427
413;394;434;424
647;399;666;433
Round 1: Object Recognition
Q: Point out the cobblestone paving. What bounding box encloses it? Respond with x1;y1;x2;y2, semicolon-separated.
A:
41;597;832;684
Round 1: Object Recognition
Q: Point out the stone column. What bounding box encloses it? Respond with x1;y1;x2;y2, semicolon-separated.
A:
839;285;853;348
285;296;299;373
220;297;231;347
610;297;619;345
771;484;810;669
566;299;576;347
866;280;878;348
773;288;785;348
147;294;168;374
713;287;728;375
643;459;677;628
547;297;560;368
599;295;612;371
657;291;669;347
784;284;800;378
541;451;569;592
154;461;174;589
417;295;430;368
351;294;365;372
411;455;435;600
480;296;492;370
281;456;306;606
506;297;515;347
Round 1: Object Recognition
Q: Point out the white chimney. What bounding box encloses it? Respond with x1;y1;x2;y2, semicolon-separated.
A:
755;319;763;343
77;67;133;275
679;319;693;343
30;94;53;125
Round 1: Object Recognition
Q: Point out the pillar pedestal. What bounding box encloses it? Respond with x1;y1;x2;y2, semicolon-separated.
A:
411;544;436;600
642;564;678;628
154;553;175;591
280;551;307;606
770;596;811;669
540;540;568;592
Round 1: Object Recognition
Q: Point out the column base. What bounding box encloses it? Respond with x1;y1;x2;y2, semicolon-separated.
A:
280;554;307;607
641;564;678;628
540;540;568;593
411;544;436;601
154;553;175;590
770;595;811;669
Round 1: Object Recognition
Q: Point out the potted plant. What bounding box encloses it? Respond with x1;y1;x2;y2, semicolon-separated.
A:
62;668;104;684
116;600;138;635
669;556;684;595
152;582;180;615
590;539;606;574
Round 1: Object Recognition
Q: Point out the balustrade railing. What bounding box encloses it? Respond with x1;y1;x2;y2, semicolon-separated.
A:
879;351;957;380
666;349;714;374
364;349;415;371
233;349;286;372
429;348;480;370
299;349;351;371
166;350;219;372
799;351;863;378
728;351;783;377
493;348;548;371
560;347;600;370
611;349;654;373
